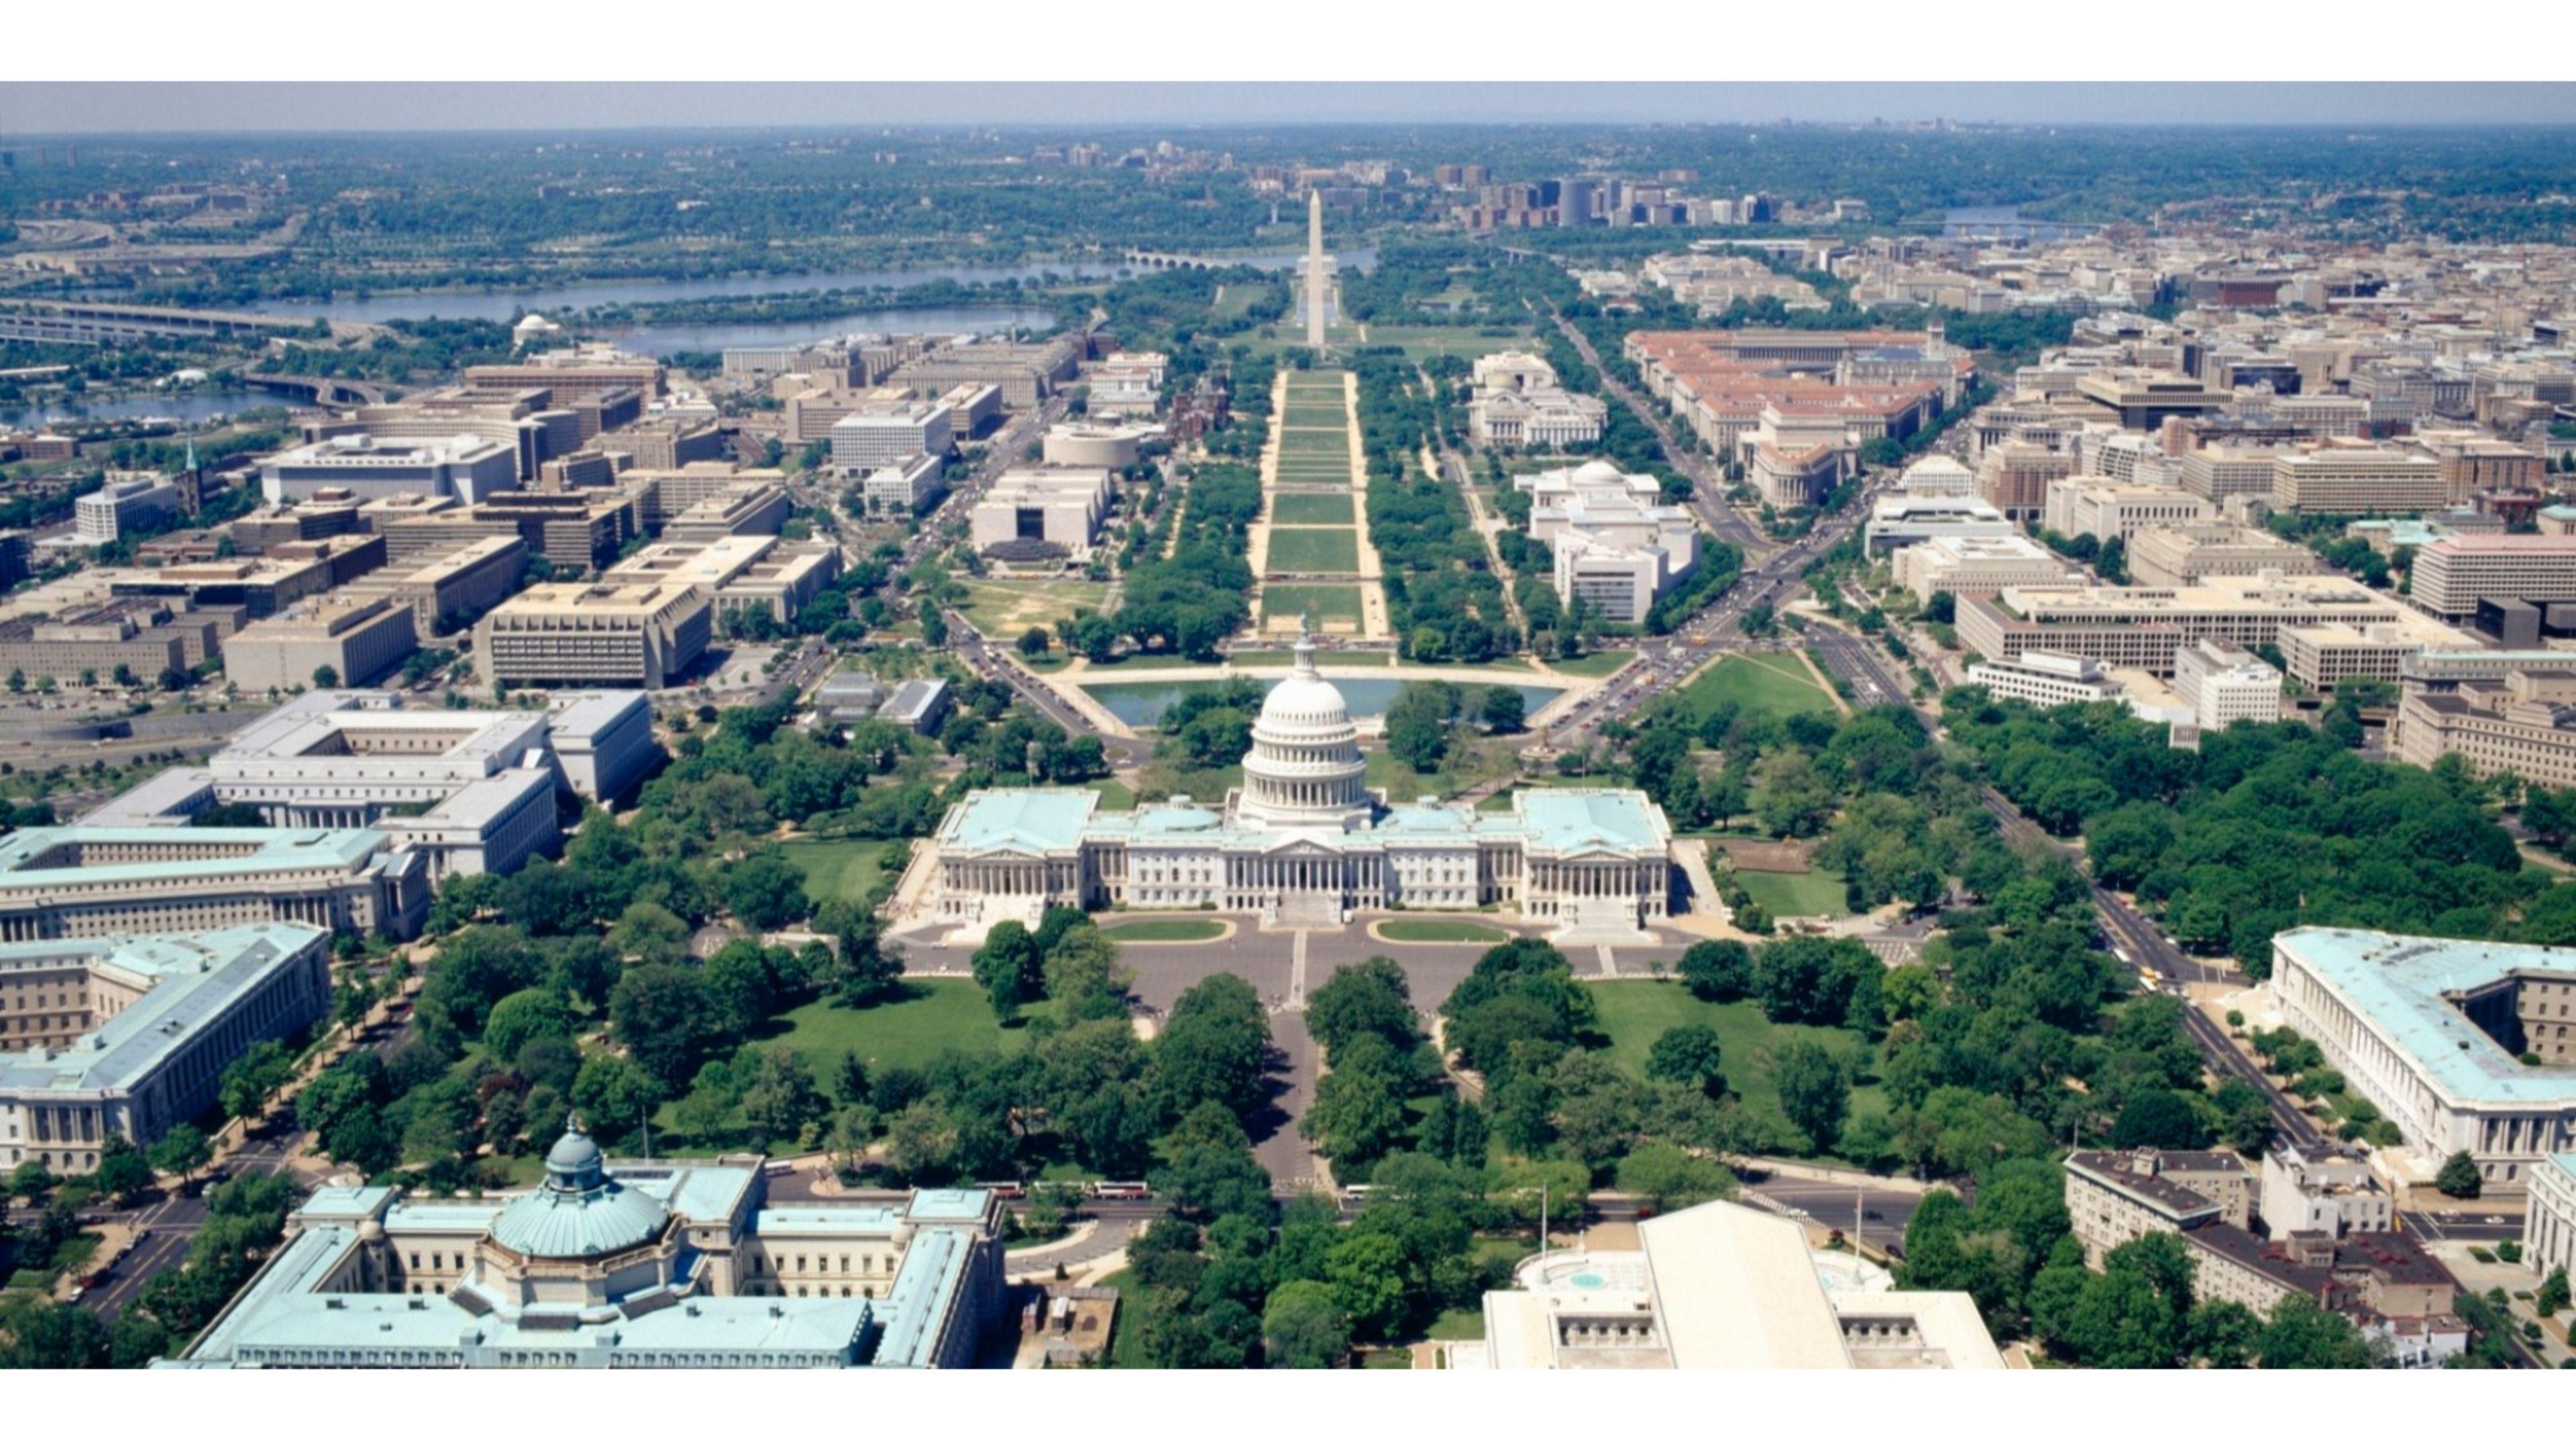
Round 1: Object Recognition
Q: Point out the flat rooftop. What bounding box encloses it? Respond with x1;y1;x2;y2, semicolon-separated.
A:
2277;927;2576;1106
0;924;327;1093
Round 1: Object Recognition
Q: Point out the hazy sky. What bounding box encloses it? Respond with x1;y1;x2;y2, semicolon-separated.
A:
9;82;2576;137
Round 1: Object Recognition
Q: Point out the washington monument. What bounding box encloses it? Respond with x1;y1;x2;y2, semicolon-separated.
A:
1305;188;1330;348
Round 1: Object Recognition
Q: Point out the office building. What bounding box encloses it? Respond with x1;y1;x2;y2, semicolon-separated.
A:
463;347;664;405
2408;535;2576;621
182;1124;1005;1370
1954;576;2458;676
1452;1198;2002;1371
2526;1154;2576;1287
0;602;223;684
1964;651;2125;709
970;468;1114;557
260;434;521;507
1751;443;1840;511
2065;1149;2254;1263
2127;525;2322;588
2277;623;2423;692
2392;667;2576;788
661;484;794;545
2171;639;2282;731
888;336;1081;409
475;580;712;692
622;465;788;532
597;418;726;474
1862;493;2016;554
1519;462;1700;625
0;923;332;1171
860;454;946;517
1087;353;1165;417
343;534;529;635
543;691;660;802
231;492;366;553
2180;445;2294;505
2041;477;2212;543
222;596;419;695
830;398;953;473
1892;455;1978;496
881;679;951;737
0;826;429;943
1468;355;1609;449
1974;441;2076;523
2074;370;2232;429
111;537;386;622
930;631;1672;938
604;535;841;633
72;472;184;545
2271;448;2446;516
2271;928;2576;1195
1893;535;2081;602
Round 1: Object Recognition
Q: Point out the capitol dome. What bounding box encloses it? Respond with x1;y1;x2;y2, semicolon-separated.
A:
490;1118;670;1261
1235;621;1373;832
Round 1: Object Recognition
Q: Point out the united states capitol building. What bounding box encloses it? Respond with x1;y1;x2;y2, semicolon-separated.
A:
928;631;1674;938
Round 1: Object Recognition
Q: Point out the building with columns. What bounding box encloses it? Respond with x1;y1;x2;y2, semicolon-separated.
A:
929;630;1672;937
0;826;429;943
181;1122;1006;1369
0;922;331;1172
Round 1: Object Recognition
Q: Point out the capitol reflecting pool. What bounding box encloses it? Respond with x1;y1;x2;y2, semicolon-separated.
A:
1083;675;1561;729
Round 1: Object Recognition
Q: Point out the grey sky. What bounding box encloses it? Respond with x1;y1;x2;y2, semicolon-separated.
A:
7;82;2576;137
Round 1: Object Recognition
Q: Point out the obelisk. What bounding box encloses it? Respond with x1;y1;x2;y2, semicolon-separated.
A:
1305;189;1328;348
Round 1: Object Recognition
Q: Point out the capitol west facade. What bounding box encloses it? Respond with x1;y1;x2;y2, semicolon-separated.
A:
929;631;1675;936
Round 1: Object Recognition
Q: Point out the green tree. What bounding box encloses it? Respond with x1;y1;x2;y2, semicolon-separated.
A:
312;664;340;689
1261;1280;1352;1368
91;1136;155;1205
739;1049;827;1146
1324;1230;1410;1340
481;988;576;1064
1644;1023;1725;1096
1774;1040;1849;1154
2252;1295;2381;1368
1614;1141;1736;1212
720;847;810;930
971;918;1042;1020
608;963;722;1091
147;1124;213;1185
1676;939;1753;1002
2436;1150;2483;1200
571;1053;667;1144
2188;1298;2263;1368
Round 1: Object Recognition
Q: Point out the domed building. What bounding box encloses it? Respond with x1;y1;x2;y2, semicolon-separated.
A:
930;625;1674;936
180;1119;1008;1370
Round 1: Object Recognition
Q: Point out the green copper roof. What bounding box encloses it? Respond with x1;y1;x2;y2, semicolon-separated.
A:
2277;927;2576;1107
938;789;1099;853
1515;790;1672;854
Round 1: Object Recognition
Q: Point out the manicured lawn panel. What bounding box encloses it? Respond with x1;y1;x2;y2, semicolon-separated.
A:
1101;918;1228;942
760;979;1052;1075
1733;869;1851;919
780;839;898;905
1377;918;1511;943
1264;528;1361;574
1678;653;1836;722
1587;981;1888;1123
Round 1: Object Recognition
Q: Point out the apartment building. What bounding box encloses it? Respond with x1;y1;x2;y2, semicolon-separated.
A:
474;579;712;692
2064;1149;2254;1266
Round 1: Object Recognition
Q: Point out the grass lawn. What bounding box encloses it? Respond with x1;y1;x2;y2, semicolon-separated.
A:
1093;778;1138;810
1377;918;1511;943
1549;649;1635;679
1224;650;1307;667
781;838;899;905
1101;917;1228;943
1678;652;1837;723
1100;1268;1155;1368
1275;430;1350;453
1587;982;1888;1124
958;578;1107;639
1734;867;1851;919
757;979;1053;1075
1269;493;1354;525
1356;325;1534;362
1261;584;1364;629
1264;527;1360;574
1426;1305;1487;1340
1281;403;1350;429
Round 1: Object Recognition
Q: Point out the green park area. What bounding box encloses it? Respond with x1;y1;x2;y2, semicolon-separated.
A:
780;838;902;906
1270;492;1354;525
1547;649;1635;679
959;578;1109;641
1352;324;1535;362
759;980;1056;1076
1678;652;1837;723
1281;401;1350;429
1376;918;1510;944
1265;528;1360;574
1260;584;1364;631
1732;867;1851;920
1587;981;1887;1123
1100;917;1229;943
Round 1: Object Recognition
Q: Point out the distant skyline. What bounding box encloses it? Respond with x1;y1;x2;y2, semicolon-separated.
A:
9;82;2576;138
